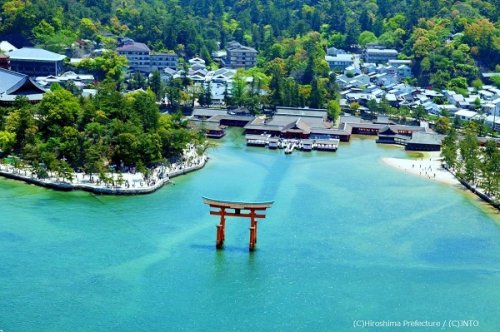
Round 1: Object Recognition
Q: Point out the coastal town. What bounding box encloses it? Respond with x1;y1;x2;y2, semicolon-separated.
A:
1;1;499;331
1;36;498;207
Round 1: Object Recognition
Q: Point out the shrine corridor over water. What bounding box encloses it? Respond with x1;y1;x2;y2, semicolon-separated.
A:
1;129;499;331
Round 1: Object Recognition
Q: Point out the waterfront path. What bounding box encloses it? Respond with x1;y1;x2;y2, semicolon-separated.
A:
0;145;207;195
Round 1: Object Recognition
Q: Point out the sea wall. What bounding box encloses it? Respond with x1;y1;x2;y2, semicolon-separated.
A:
444;165;500;211
0;155;207;196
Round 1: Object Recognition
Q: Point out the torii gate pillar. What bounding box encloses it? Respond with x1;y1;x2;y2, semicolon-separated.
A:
203;197;274;251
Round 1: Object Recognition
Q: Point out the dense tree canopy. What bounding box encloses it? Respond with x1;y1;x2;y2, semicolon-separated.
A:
0;0;497;76
0;84;202;175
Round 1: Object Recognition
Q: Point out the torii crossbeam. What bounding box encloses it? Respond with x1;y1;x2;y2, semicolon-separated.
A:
203;197;274;251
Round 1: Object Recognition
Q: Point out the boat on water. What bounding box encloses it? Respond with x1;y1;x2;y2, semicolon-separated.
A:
284;142;296;154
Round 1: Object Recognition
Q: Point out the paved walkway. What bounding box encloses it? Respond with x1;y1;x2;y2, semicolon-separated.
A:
0;145;207;195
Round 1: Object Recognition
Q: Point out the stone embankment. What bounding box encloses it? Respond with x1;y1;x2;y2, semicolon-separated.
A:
0;146;208;195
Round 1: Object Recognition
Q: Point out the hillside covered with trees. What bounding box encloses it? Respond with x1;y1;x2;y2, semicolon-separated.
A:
1;0;498;85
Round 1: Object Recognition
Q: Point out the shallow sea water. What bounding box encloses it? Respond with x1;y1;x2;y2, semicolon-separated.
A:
0;129;499;331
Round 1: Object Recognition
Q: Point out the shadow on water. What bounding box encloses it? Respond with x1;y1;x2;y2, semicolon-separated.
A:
254;153;293;201
191;243;250;254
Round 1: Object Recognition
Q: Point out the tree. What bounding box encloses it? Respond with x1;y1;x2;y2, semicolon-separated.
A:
448;77;468;95
79;18;98;39
435;116;451;134
269;63;284;107
78;51;127;84
0;131;16;155
350;102;360;115
309;77;323;108
413;106;428;121
149;70;162;100
480;140;500;198
230;71;247;107
165;78;183;108
327;100;341;122
5;100;37;151
302;55;315;85
132;91;160;132
204;83;212;107
113;132;139;166
129;71;147;90
458;128;481;184
490;76;500;88
358;31;377;46
472;78;483;91
38;89;80;136
441;127;458;169
463;18;499;65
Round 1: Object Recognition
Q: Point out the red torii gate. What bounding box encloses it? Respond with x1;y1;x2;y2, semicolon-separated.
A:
203;197;274;251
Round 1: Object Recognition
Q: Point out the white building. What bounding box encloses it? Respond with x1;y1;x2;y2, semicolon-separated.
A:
454;109;478;122
226;41;257;69
482;98;500;117
117;40;177;73
325;54;355;71
484;115;500;132
364;48;398;63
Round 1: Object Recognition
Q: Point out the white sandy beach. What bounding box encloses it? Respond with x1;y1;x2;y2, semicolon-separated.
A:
382;151;460;186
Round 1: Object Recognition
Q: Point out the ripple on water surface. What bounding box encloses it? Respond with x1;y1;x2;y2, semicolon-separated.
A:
0;129;499;331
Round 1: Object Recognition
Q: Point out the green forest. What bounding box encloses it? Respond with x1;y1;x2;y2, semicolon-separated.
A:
1;0;499;86
0;83;201;177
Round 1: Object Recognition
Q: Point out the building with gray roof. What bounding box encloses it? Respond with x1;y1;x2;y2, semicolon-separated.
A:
325;54;355;71
405;132;442;151
7;47;66;76
364;48;398;63
226;41;257;69
117;40;177;73
0;68;46;104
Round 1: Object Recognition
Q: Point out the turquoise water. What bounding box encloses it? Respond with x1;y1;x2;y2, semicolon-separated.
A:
1;129;499;331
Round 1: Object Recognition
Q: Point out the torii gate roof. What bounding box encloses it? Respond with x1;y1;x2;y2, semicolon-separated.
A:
203;197;274;209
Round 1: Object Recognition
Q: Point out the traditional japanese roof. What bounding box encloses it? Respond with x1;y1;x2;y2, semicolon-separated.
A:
282;118;311;134
275;106;327;118
407;132;442;146
379;126;398;136
192;108;228;117
203;197;273;209
189;57;206;65
7;47;66;61
0;41;17;53
0;68;46;102
189;120;222;131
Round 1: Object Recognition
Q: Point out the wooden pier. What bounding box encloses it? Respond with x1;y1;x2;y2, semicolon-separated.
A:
245;135;340;153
